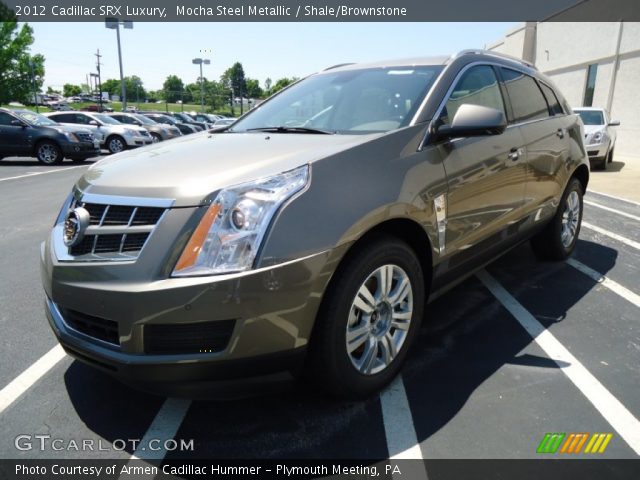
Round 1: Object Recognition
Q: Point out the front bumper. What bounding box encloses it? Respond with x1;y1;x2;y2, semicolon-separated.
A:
61;142;100;158
41;234;341;386
585;141;608;160
123;134;154;147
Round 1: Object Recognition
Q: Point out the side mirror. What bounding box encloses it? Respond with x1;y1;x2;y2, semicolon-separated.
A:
436;104;507;140
10;119;26;127
89;120;99;126
608;120;620;126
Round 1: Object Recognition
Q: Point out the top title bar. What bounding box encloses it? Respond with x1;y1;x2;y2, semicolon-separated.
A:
1;0;639;22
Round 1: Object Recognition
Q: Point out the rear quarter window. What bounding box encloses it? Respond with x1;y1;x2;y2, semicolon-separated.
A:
539;82;564;116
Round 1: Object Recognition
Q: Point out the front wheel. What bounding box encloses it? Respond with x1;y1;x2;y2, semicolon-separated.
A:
607;147;614;164
310;236;425;398
150;132;162;143
531;178;583;261
36;141;63;165
106;135;126;154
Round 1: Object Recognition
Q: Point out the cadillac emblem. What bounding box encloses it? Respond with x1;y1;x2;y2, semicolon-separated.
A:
63;207;91;247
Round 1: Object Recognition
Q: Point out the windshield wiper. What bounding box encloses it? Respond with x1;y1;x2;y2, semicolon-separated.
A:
246;126;335;134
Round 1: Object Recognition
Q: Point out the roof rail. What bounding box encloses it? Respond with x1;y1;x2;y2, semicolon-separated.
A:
323;63;355;71
452;49;537;70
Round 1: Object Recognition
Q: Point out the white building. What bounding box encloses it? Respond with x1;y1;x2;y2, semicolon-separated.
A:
487;22;640;157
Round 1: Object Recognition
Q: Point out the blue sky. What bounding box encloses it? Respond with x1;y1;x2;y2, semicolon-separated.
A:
29;22;516;91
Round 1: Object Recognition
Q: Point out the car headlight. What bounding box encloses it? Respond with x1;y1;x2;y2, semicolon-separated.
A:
592;131;604;143
56;129;79;142
123;128;138;136
161;128;168;135
173;165;310;277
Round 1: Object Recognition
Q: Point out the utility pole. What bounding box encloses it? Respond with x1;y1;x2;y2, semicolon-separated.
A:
95;49;103;111
28;60;39;113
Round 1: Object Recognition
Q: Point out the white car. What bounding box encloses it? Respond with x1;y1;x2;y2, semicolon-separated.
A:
574;107;620;171
45;111;153;154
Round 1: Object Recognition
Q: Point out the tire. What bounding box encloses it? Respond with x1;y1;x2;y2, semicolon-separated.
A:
35;141;63;165
309;235;425;398
607;147;614;164
150;132;162;143
530;177;583;261
106;135;126;154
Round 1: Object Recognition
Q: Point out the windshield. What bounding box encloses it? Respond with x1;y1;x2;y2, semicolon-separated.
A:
173;113;191;122
94;114;121;125
133;114;156;125
155;115;175;124
17;111;58;127
232;66;442;134
575;110;604;125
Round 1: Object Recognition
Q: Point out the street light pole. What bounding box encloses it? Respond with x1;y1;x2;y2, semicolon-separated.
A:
106;18;133;111
192;57;210;113
28;60;39;113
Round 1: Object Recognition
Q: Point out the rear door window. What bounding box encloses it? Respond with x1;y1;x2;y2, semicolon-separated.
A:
500;68;550;123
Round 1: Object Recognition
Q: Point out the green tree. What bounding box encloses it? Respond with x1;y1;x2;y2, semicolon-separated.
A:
220;62;247;97
245;78;263;99
0;20;45;104
163;75;184;103
63;84;82;97
270;77;297;95
101;78;121;97
125;76;146;102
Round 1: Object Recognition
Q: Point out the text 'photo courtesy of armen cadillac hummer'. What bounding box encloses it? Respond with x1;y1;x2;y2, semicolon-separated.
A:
41;50;589;398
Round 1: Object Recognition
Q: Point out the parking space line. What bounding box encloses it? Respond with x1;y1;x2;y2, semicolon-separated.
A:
477;270;640;455
567;258;640;308
128;398;191;461
584;200;640;222
0;165;87;183
582;221;640;251
588;191;640;208
380;376;424;459
0;345;66;415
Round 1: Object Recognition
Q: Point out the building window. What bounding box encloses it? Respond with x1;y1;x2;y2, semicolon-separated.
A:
583;64;598;107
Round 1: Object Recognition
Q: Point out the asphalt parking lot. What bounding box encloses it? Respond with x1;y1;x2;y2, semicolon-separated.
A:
0;156;639;476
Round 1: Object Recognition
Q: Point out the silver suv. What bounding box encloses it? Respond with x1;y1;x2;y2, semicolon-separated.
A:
45;111;153;154
573;107;619;171
41;50;588;398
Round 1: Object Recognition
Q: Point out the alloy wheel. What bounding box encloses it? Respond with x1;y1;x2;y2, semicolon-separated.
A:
38;144;59;164
561;190;580;247
346;264;413;375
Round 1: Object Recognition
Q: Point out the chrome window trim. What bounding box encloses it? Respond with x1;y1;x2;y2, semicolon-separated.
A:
408;64;451;126
418;60;557;151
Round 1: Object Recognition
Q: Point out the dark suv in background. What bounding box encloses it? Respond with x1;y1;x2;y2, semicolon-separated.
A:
0;108;100;165
42;50;588;398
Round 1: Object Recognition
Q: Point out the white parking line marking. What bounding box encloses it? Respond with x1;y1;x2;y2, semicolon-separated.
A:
589;190;640;207
477;270;640;455
0;165;87;183
380;376;424;460
0;345;66;415
128;398;191;461
582;221;640;251
567;258;640;308
584;200;640;222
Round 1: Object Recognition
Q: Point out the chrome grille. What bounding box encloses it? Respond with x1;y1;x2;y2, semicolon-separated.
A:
66;199;165;260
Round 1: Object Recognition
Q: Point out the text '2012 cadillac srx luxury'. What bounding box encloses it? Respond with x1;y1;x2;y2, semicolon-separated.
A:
41;50;589;398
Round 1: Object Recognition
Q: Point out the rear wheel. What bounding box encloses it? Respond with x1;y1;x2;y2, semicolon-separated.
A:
530;178;583;261
36;141;63;165
310;236;425;398
150;132;162;143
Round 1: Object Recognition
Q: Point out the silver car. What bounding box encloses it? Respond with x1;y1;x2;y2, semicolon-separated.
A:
45;111;153;154
574;107;620;171
108;112;182;142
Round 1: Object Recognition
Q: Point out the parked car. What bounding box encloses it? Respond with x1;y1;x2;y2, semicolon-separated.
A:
0;108;99;164
170;112;208;131
573;107;619;171
213;118;236;127
41;50;589;397
188;112;218;126
81;104;113;113
45;111;153;154
141;112;200;135
108;112;181;142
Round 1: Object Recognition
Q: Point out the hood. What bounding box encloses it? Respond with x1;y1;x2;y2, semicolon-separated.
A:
48;124;92;135
78;131;376;206
583;124;605;135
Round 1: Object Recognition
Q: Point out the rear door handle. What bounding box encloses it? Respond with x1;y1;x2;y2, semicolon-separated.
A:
508;147;521;161
556;128;566;139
